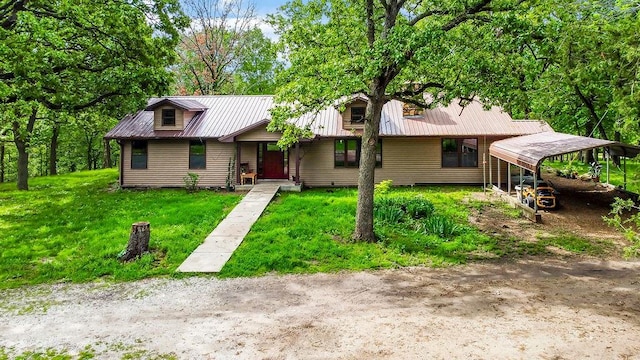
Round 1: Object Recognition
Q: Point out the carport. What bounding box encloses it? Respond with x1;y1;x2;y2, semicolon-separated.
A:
487;131;640;214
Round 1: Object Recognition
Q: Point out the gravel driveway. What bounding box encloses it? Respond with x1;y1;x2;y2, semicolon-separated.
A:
2;259;640;359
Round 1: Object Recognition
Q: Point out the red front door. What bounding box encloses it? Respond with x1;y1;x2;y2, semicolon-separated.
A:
262;143;288;179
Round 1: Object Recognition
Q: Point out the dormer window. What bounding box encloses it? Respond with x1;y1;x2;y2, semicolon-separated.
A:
162;109;176;126
403;103;424;116
351;106;366;123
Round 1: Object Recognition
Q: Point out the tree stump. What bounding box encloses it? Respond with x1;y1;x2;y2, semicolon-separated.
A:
119;222;150;262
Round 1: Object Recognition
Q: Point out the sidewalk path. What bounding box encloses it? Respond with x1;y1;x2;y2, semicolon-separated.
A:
177;183;281;272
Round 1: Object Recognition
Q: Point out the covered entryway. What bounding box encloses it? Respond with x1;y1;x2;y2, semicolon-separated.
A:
260;142;289;179
219;120;302;185
487;131;640;216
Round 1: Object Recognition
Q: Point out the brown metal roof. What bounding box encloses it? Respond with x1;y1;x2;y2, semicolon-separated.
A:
490;132;640;172
145;98;208;111
106;96;552;140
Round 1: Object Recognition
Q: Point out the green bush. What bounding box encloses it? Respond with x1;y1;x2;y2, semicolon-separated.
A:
374;195;435;225
420;215;461;239
405;197;435;219
374;179;394;195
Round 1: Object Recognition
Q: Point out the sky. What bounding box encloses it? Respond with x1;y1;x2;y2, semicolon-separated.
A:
253;0;290;39
254;0;288;17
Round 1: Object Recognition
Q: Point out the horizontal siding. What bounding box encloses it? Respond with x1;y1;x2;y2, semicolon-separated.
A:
239;143;258;174
153;106;184;131
122;140;235;187
236;125;282;142
298;137;508;187
342;101;366;130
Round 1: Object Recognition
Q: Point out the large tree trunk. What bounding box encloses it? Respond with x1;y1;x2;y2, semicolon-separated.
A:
119;222;151;262
49;124;59;175
103;138;112;168
353;94;384;242
12;107;38;191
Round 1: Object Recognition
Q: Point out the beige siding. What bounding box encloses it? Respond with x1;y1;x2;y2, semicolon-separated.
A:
238;143;258;173
236;125;282;142
342;100;367;130
122;140;235;187
298;137;508;187
153;106;184;130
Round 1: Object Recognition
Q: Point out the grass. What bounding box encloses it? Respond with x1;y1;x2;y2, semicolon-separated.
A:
0;169;241;289
1;171;612;289
544;158;640;193
219;186;501;277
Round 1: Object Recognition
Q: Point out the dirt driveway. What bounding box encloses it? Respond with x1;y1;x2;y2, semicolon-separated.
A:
2;259;640;359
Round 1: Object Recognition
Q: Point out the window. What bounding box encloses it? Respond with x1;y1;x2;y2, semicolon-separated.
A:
442;138;478;168
351;106;366;123
131;140;147;169
189;140;206;169
402;102;424;116
162;109;176;126
334;139;382;168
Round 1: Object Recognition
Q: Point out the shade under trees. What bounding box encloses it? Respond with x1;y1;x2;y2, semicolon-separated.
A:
269;0;543;242
0;0;188;190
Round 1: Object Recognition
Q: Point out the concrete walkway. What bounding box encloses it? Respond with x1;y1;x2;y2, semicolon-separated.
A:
177;183;281;272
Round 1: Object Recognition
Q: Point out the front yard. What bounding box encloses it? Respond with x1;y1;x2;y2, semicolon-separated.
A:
0;170;622;289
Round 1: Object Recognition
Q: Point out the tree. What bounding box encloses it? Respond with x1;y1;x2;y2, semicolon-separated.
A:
0;0;188;190
175;0;281;95
456;0;640;149
269;0;532;242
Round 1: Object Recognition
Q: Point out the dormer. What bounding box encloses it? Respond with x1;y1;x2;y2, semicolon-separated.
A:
145;98;208;131
341;96;368;130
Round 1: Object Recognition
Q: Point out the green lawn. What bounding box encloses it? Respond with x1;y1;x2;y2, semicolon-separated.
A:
219;187;505;277
0;169;241;289
1;171;610;289
544;158;640;193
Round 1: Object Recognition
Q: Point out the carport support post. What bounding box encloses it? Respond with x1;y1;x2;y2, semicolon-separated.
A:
489;154;493;188
497;159;501;191
507;164;511;195
533;171;538;213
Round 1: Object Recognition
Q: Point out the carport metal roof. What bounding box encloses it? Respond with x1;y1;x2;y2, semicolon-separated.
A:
490;132;640;172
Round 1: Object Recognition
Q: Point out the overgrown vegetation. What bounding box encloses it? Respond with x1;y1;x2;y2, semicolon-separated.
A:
545;158;640;193
221;185;614;277
603;198;640;257
1;171;613;288
0;169;241;289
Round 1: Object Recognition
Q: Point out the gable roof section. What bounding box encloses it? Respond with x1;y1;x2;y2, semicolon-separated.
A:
490;132;640;172
106;96;552;140
145;98;208;111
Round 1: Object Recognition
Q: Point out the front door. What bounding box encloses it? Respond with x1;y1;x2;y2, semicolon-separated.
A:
260;143;288;179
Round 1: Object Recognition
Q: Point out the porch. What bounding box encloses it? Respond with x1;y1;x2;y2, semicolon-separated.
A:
235;179;303;192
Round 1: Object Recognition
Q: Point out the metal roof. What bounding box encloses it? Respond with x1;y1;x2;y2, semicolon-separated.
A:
490;132;640;171
145;98;208;111
106;95;552;140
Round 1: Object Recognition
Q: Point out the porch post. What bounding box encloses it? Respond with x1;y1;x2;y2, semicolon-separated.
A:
236;142;241;184
295;142;301;185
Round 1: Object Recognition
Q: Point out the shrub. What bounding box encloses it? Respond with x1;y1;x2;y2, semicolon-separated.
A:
374;195;435;224
374;179;393;195
374;204;405;224
420;215;461;239
183;172;200;193
405;197;435;219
